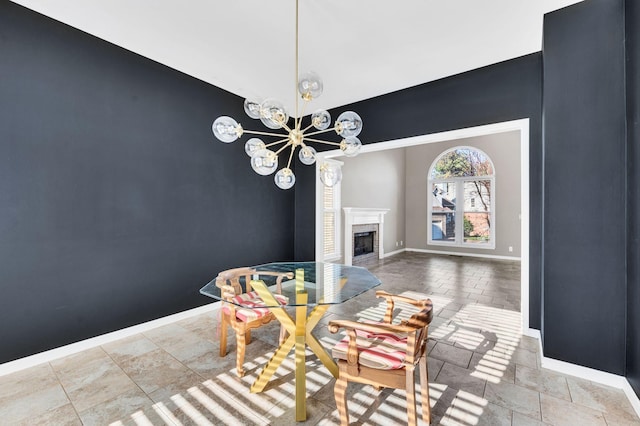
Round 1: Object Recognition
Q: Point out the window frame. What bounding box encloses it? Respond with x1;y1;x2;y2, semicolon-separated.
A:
427;146;496;249
321;159;342;261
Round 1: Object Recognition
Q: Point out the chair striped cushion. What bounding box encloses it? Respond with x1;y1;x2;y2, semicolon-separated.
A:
222;291;288;322
332;322;408;370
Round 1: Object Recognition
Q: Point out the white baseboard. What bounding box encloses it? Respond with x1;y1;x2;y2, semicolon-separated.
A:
527;328;640;418
383;248;406;258
406;248;521;261
622;381;640;419
0;302;220;377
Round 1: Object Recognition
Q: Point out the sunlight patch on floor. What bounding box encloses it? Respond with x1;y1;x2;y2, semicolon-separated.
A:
151;401;182;425
130;409;155;426
201;380;271;423
169;393;214;425
215;374;286;415
440;390;491;426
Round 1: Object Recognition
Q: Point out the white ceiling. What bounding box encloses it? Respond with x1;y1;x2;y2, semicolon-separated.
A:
12;0;582;116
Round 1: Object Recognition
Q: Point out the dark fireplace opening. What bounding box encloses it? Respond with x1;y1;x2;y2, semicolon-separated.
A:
354;231;375;257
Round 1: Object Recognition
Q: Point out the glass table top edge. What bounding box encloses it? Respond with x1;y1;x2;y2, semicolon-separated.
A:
200;261;382;308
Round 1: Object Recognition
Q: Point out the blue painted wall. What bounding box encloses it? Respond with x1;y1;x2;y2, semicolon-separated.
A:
0;2;294;363
626;0;640;393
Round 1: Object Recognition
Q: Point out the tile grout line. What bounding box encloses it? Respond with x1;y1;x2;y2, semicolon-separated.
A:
47;360;83;424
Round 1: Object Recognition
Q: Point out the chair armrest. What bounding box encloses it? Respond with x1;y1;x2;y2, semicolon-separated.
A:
328;319;420;335
375;290;430;307
216;267;255;284
375;291;432;324
253;271;295;279
251;271;294;294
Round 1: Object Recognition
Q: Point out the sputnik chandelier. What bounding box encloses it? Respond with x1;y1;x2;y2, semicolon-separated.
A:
211;0;363;190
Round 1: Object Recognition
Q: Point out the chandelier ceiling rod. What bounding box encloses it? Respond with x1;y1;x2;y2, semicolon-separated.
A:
295;0;299;122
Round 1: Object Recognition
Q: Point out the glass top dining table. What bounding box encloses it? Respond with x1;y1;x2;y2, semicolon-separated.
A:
200;261;381;422
199;261;382;307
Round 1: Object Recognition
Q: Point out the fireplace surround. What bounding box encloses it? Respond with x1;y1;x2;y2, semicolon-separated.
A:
343;207;389;266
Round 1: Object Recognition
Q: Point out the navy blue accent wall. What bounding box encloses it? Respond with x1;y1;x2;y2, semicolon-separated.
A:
543;0;627;374
0;2;294;363
626;0;640;393
293;164;316;261
295;53;544;328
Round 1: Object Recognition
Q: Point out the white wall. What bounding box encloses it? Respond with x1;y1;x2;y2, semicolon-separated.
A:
340;149;406;259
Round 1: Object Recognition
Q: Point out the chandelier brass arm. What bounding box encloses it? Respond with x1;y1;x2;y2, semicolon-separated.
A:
274;143;293;157
242;129;290;139
264;139;290;148
303;138;342;147
302;127;341;138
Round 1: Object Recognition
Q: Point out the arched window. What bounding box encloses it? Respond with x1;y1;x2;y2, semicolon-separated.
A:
428;146;495;248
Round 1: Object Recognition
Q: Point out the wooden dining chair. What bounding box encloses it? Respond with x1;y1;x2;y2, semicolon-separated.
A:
328;291;434;426
215;267;293;377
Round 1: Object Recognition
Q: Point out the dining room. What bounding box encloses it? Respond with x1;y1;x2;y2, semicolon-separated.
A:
1;0;640;424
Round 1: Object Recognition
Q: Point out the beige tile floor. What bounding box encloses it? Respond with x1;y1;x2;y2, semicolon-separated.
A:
1;252;639;425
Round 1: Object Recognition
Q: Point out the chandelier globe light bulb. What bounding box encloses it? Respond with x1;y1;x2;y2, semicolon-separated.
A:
319;162;343;187
250;148;278;176
243;99;262;119
212;116;242;143
244;138;265;157
335;111;363;138
340;136;362;157
275;168;296;190
298;71;323;101
259;98;289;130
299;145;317;165
311;110;331;130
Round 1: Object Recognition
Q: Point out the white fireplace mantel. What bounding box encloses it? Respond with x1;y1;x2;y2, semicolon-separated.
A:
343;207;389;266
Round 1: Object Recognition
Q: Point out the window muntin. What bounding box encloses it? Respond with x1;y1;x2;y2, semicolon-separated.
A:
428;147;495;248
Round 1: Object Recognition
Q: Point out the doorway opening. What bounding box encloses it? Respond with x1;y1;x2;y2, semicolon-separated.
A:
314;119;531;331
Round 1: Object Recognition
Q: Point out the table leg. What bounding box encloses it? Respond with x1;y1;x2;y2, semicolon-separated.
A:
304;304;338;378
250;333;295;393
295;291;308;421
250;280;296;394
249;277;338;421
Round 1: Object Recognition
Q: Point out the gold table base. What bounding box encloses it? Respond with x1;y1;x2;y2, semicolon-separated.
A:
250;269;338;422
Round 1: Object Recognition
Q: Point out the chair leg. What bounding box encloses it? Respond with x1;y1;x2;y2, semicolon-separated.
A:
334;371;350;426
235;330;246;377
278;324;287;345
219;314;228;357
245;329;251;345
406;366;418;426
419;356;431;425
